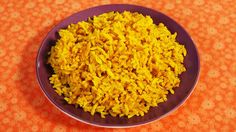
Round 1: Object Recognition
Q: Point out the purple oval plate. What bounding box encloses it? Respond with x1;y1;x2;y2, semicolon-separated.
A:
36;4;200;128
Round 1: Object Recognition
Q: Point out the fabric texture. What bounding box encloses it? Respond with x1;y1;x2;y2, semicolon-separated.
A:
0;0;235;131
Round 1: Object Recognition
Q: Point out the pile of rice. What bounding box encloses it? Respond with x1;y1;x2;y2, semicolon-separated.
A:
48;11;187;118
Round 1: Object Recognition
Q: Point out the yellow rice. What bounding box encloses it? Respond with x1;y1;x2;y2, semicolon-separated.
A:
48;11;187;118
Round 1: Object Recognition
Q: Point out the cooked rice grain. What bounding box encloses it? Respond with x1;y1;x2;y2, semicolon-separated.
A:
48;11;187;118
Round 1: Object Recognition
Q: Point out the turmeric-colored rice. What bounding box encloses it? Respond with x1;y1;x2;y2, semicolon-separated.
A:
48;11;187;118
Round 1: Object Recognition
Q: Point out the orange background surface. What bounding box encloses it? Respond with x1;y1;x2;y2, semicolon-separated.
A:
0;0;236;131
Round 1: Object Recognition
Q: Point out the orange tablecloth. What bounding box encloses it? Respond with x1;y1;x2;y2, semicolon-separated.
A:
0;0;235;131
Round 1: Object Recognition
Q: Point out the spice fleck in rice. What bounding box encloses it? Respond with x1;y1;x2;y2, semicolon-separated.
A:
48;11;187;118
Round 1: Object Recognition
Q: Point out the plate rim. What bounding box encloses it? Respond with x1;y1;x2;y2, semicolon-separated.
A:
36;4;200;128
